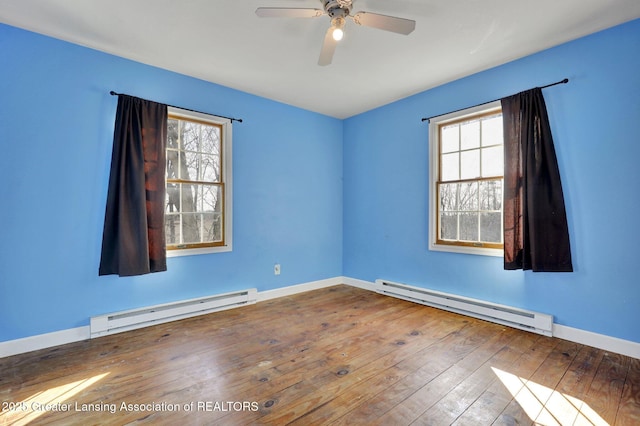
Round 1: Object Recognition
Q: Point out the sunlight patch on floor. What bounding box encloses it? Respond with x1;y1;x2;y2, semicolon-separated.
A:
492;367;608;425
0;372;109;425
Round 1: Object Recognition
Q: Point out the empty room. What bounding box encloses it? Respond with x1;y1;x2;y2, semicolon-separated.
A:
1;1;639;424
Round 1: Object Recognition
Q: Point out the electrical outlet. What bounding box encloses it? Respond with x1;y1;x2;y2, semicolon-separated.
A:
274;263;281;275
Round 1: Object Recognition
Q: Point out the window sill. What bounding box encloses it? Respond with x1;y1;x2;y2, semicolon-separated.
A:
166;244;232;258
429;243;503;257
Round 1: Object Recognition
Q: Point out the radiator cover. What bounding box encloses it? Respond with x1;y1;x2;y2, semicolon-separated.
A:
90;288;257;338
375;279;553;336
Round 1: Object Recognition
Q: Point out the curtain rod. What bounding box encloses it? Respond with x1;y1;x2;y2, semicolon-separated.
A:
109;91;243;123
420;78;569;123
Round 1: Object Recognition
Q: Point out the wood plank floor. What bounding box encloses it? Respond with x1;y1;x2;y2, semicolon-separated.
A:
1;285;639;425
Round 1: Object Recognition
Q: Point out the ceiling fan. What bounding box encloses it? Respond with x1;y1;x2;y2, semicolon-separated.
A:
255;0;416;66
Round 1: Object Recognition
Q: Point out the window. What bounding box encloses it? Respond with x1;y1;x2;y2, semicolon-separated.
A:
428;101;503;256
165;107;232;256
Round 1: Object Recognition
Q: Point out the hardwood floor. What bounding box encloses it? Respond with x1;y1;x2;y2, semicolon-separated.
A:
1;285;639;425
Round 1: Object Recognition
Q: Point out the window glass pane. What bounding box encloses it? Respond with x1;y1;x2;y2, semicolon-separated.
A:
194;185;203;211
201;126;221;154
165;214;180;245
167;119;179;149
440;212;458;240
460;120;480;150
181;213;202;244
166;149;179;180
202;185;223;213
480;212;502;243
459;182;478;211
201;154;221;182
178;151;185;180
460;149;480;180
441;125;459;153
179;184;198;213
203;213;222;242
182;122;200;152
481;146;503;177
182;151;200;181
166;183;180;213
441;153;459;181
439;183;458;211
479;180;502;211
459;213;479;241
481;115;503;146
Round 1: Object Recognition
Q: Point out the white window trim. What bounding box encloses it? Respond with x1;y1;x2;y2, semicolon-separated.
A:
428;100;503;257
166;107;233;257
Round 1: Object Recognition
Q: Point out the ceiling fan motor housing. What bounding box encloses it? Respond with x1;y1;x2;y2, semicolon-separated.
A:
323;0;352;18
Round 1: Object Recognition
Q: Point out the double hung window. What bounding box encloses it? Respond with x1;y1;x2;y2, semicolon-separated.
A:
429;102;504;256
165;108;232;255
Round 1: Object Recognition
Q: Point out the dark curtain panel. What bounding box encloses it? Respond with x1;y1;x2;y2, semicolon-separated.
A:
99;95;168;276
501;88;573;272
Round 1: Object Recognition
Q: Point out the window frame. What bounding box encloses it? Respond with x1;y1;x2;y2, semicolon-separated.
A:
428;101;503;257
166;107;233;257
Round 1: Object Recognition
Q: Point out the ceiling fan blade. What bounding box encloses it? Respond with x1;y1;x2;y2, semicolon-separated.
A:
318;27;338;66
352;11;416;35
255;8;324;18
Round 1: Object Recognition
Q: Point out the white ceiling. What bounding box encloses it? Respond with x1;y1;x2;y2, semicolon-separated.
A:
1;0;639;118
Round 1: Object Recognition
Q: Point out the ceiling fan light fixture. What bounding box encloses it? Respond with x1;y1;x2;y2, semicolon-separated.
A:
331;16;345;41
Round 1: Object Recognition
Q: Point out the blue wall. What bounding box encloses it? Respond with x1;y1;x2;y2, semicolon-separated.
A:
344;19;640;343
1;19;639;345
0;24;343;341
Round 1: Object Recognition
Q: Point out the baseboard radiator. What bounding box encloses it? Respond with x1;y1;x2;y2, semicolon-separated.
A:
375;279;553;336
90;288;257;338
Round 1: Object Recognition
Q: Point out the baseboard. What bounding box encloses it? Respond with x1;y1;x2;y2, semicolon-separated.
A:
342;276;376;291
0;326;90;358
2;277;638;360
553;324;640;359
256;276;344;302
